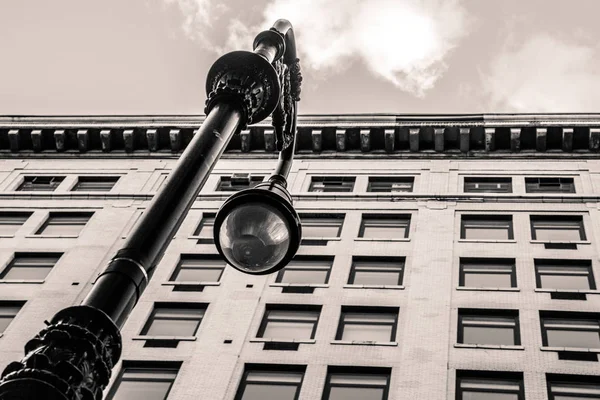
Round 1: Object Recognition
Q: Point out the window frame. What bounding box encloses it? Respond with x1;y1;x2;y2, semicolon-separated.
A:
459;258;517;289
463;177;513;193
0;252;62;282
140;303;207;338
358;214;411;239
540;311;600;350
322;366;391;400
367;176;414;193
256;305;321;341
216;174;265;192
525;177;575;193
546;373;600;400
457;309;521;346
456;370;525;400
16;176;65;192
534;259;596;291
71;176;120;192
0;211;32;236
192;213;216;241
275;257;333;285
106;361;181;400
34;211;94;237
460;215;514;240
298;213;345;239
234;364;306;400
169;255;226;284
0;301;25;334
348;256;405;286
530;215;586;242
335;306;399;343
309;176;356;193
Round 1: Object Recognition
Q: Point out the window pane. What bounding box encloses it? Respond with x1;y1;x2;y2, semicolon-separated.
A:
171;267;222;282
368;177;414;193
464;178;512;193
462;217;512;240
463;272;513;288
328;387;385;400
145;319;200;337
241;384;298;400
352;271;402;285
18;176;65;192
310;177;355;192
262;321;314;339
534;228;582;241
462;392;519;400
539;274;591;290
360;217;410;239
73;176;119;191
110;368;177;400
546;329;600;348
463;326;516;345
463;227;510;240
0;213;31;235
193;217;215;237
278;269;329;284
341;324;393;342
0;266;51;280
36;213;92;236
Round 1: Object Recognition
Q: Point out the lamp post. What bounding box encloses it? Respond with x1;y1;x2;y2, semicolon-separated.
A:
0;19;301;400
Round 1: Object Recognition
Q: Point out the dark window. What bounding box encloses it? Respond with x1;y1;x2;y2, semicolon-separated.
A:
359;214;411;239
0;301;24;334
456;371;524;400
35;212;93;236
461;215;513;240
235;366;305;400
0;212;32;235
348;257;404;286
140;303;206;337
192;213;215;239
72;176;119;192
526;177;575;193
458;309;520;346
336;307;398;342
257;305;321;341
169;255;225;283
535;259;596;291
309;176;355;193
459;258;517;289
367;177;414;193
17;176;65;192
322;367;391;400
299;214;344;238
547;374;600;400
464;177;512;193
530;215;586;241
217;174;264;191
0;253;62;281
107;363;180;400
275;257;333;285
540;312;600;349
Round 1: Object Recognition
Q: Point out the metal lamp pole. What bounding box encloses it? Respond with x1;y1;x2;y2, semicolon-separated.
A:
0;20;301;400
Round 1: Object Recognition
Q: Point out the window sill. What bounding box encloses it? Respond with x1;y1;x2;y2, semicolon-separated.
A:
250;338;316;344
132;336;196;342
535;288;600;294
354;238;410;242
302;237;341;241
270;283;329;288
344;284;404;290
0;235;15;238
187;235;213;241
25;235;79;239
457;239;516;244
0;279;45;284
456;287;520;292
162;281;220;287
330;340;398;347
541;346;600;353
530;240;590;245
454;343;524;350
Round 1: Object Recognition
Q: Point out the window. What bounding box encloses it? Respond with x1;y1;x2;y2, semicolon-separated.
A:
322;367;391;400
359;214;411;239
235;366;305;400
336;307;398;342
526;177;575;193
464;177;512;193
35;212;93;236
459;258;517;289
275;257;333;285
458;309;520;346
460;215;513;240
217;174;264;191
368;177;414;192
530;215;586;241
108;363;180;400
456;371;524;400
0;301;24;334
72;176;119;192
169;256;225;283
547;374;600;400
0;212;32;235
0;253;62;281
540;312;600;349
309;176;355;192
192;213;215;239
535;259;596;291
17;176;65;191
299;214;344;238
257;305;321;341
348;257;404;286
140;303;206;337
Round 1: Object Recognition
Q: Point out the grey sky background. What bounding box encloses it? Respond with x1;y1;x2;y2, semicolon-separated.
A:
1;0;599;116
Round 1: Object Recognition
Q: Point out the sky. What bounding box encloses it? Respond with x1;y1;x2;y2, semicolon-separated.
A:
1;0;600;116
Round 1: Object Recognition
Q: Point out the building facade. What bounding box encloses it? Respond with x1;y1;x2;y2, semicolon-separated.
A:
0;114;599;399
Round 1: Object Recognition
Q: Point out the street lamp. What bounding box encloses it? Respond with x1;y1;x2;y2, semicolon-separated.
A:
0;19;301;400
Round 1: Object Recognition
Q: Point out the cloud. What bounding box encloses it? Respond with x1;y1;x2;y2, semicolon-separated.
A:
482;34;600;112
168;0;469;97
